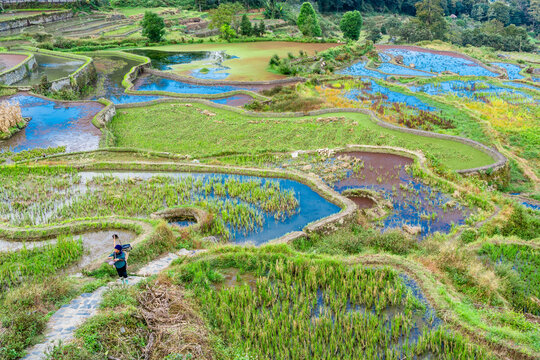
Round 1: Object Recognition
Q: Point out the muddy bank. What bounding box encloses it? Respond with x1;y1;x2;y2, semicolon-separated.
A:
0;53;27;72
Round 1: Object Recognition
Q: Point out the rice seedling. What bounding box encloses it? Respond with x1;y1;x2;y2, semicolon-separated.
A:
171;250;490;359
478;243;540;315
0;169;300;241
0;235;83;289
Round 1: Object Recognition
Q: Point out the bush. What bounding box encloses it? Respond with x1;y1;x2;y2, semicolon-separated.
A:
340;10;363;40
141;11;165;42
297;2;321;37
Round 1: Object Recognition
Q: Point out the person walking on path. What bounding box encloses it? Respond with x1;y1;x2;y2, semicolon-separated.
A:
108;245;128;285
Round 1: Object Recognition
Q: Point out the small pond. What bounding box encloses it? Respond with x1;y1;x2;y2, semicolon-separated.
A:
345;80;437;112
492;62;524;80
0;93;103;153
134;74;254;95
14;53;84;86
380;47;499;77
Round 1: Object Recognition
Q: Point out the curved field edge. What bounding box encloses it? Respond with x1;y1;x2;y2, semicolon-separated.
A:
0;161;357;247
6;46;93;88
19;149;502;243
110;99;500;171
177;247;540;360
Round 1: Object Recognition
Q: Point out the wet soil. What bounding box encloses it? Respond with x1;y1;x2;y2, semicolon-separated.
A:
334;151;414;191
0;53;27;72
347;196;376;209
211;94;254;107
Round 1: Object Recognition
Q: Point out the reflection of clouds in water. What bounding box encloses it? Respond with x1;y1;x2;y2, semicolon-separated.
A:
1;94;102;153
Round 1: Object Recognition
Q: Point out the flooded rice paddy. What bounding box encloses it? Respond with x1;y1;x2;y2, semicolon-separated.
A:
1;170;340;245
0;93;103;152
128;49;237;80
344;80;437;112
284;151;467;237
410;80;535;103
134;74;254;94
14;53;84;86
492;62;524;80
333;152;468;236
378;46;499;77
89;54;162;104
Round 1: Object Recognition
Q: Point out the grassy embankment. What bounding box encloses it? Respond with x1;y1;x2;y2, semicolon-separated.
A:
109;102;495;171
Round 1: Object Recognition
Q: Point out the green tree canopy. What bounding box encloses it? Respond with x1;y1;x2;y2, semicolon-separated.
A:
340;10;363;40
414;0;448;40
209;2;245;30
220;23;237;41
297;2;322;37
141;11;165;42
488;1;511;26
240;14;253;36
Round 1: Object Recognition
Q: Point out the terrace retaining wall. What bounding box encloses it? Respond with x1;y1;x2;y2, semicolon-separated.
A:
10;47;95;92
0;52;36;85
0;10;73;32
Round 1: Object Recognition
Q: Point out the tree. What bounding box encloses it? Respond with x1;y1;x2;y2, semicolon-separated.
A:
367;28;382;42
209;2;244;30
413;0;448;40
240;14;253;36
530;0;540;31
141;11;165;42
340;10;363;40
297;2;322;37
220;23;237;41
471;3;489;21
252;20;266;37
488;2;511;25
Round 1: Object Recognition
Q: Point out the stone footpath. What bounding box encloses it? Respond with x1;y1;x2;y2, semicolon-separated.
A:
23;249;205;360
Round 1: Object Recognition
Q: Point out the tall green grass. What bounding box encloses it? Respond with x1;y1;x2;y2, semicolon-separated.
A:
170;249;489;359
0;235;83;289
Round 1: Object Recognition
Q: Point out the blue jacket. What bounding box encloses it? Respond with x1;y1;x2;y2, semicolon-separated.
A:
110;251;126;269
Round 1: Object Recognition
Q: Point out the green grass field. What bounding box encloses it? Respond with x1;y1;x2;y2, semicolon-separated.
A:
140;42;339;81
109;103;495;170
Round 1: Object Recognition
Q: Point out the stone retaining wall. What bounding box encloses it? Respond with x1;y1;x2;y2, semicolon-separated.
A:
10;47;95;92
0;52;36;85
0;10;73;32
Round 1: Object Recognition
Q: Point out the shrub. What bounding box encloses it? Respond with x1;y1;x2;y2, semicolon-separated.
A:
141;11;165;42
297;2;321;37
340;10;363;41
